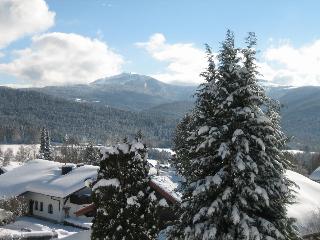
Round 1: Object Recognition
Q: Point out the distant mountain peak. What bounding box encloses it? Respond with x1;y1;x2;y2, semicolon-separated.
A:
91;72;161;86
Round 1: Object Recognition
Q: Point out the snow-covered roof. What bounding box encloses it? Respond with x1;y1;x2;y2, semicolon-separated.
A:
309;166;320;181
0;159;98;199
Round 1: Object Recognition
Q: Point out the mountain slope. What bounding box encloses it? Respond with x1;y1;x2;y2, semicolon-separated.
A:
144;101;194;119
0;87;177;146
277;86;320;150
31;73;196;111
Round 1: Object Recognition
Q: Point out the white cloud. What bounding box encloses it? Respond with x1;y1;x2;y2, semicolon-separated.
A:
260;40;320;86
136;33;207;85
0;0;55;48
0;32;124;86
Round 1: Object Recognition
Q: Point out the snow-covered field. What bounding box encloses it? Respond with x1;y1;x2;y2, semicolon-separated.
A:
284;149;317;155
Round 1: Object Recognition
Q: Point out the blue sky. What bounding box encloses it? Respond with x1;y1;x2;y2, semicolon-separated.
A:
1;0;320;86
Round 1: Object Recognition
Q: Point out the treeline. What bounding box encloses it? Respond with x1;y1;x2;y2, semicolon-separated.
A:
286;151;320;176
0;87;178;147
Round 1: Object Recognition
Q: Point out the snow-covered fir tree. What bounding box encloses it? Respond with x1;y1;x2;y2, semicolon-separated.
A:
39;127;53;160
168;31;300;240
172;113;194;177
84;143;100;166
91;137;168;240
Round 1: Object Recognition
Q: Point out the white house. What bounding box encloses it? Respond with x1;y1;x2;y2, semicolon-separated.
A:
0;159;98;223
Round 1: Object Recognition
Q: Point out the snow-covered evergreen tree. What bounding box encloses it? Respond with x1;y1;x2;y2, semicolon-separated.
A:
44;129;53;160
39;127;52;160
91;137;168;240
39;127;46;159
168;31;300;240
172;113;194;177
84;143;100;166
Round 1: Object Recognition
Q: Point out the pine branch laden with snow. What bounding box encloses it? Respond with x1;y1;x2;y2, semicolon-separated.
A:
169;31;300;240
91;139;169;240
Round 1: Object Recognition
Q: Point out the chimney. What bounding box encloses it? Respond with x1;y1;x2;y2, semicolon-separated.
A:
61;165;73;175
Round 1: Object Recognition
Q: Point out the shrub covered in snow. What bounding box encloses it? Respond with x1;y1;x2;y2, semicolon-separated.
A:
0;196;27;224
168;31;300;240
91;137;169;240
0;209;14;226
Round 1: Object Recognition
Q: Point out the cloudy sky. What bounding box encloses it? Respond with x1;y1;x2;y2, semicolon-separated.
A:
0;0;320;87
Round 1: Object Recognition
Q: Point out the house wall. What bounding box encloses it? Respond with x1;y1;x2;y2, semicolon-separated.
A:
23;192;65;223
24;192;93;223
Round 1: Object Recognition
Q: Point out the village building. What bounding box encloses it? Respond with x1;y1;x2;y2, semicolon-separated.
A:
0;159;98;224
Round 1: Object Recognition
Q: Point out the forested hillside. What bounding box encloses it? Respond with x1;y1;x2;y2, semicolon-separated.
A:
31;73;196;111
0;87;177;146
277;86;320;150
3;76;320;149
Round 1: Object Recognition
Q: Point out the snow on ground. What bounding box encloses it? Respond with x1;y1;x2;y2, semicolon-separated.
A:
284;149;317;155
0;216;82;239
64;217;92;230
287;170;320;228
61;230;91;240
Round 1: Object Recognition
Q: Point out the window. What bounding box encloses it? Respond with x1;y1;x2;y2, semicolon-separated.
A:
40;202;43;211
35;201;38;210
48;204;53;214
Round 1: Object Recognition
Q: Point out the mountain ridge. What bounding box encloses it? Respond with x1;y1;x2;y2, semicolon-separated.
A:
30;73;197;111
3;73;320;149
